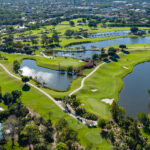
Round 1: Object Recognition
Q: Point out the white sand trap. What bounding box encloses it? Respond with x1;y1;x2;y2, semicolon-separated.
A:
91;89;98;92
123;66;128;69
101;98;114;105
79;60;83;62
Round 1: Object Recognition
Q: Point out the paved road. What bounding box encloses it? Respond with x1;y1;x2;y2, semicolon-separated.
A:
0;63;67;115
69;52;121;96
0;63;97;125
69;62;105;96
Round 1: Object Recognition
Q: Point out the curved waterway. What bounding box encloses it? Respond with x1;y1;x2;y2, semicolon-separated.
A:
69;37;150;49
118;62;150;118
20;59;76;91
88;30;130;38
53;50;101;59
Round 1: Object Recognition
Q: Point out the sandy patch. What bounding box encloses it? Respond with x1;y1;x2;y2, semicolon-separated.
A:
123;66;128;69
79;60;83;62
91;89;98;92
101;98;114;105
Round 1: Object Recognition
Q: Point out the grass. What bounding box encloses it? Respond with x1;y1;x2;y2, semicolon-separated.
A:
75;49;150;120
0;53;85;71
1;45;150;149
11;18;150;49
0;53;111;150
59;35;138;47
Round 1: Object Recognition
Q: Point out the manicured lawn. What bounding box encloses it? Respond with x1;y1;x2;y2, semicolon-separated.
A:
1;47;150;149
76;50;150;120
0;53;85;71
11;18;150;49
0;54;111;150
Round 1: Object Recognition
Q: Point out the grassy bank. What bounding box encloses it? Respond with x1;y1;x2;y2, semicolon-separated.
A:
0;55;111;150
1;48;150;149
61;35;138;47
75;50;150;120
0;53;85;71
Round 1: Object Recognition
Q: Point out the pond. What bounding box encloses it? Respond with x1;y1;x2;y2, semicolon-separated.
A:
118;62;150;118
69;37;150;49
53;50;101;59
88;30;130;38
20;59;76;91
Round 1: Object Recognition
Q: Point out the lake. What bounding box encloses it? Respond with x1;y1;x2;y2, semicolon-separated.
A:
118;62;150;118
88;30;130;38
53;50;101;59
20;59;76;91
69;37;150;49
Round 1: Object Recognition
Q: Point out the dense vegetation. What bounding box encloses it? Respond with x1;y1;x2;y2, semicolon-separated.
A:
0;89;81;150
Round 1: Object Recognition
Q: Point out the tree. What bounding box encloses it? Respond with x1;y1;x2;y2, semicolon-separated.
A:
125;136;136;149
98;118;106;128
130;27;139;33
11;90;22;103
69;21;75;27
121;105;126;116
21;124;40;150
88;21;97;28
119;44;126;50
82;18;86;23
55;118;68;131
42;129;53;143
2;115;18;148
24;46;32;55
67;66;73;75
34;143;47;150
71;98;80;108
108;47;116;56
110;101;119;121
57;127;78;143
22;76;30;85
41;33;48;46
3;92;13;105
65;30;74;37
52;32;59;44
13;60;20;73
92;54;99;60
31;39;38;46
15;41;24;48
55;142;68;150
48;37;53;45
137;112;149;126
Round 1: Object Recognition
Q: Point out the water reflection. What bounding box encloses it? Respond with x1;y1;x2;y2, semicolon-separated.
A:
88;30;130;38
53;50;101;59
20;59;76;91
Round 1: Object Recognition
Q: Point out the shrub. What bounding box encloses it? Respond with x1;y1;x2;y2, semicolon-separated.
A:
98;118;107;128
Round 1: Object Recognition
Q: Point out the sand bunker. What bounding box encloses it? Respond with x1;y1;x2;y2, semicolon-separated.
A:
101;98;114;105
91;89;98;92
123;66;128;69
